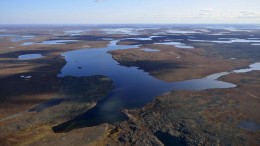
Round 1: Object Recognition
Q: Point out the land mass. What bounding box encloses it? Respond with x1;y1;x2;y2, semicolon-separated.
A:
0;25;259;146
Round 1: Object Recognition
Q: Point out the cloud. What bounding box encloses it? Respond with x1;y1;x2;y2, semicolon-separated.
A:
200;8;214;12
236;11;260;19
240;11;259;16
199;9;214;17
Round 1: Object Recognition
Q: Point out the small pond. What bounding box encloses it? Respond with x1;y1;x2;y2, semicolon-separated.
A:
18;54;44;60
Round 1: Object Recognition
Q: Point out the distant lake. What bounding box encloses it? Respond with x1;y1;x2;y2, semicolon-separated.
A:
21;40;78;46
141;48;161;52
18;54;43;60
155;41;194;49
39;40;78;45
189;38;260;44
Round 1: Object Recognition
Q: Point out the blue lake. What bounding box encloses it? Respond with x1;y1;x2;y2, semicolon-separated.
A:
18;54;44;60
52;39;248;132
141;48;161;52
21;40;78;46
39;40;78;45
155;41;194;49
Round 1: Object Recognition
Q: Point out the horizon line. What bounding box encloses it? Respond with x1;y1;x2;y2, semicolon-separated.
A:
1;23;260;25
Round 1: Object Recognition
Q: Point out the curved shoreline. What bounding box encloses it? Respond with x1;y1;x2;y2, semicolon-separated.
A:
52;39;259;132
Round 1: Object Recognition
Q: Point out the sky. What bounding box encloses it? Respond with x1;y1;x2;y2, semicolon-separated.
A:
0;0;260;24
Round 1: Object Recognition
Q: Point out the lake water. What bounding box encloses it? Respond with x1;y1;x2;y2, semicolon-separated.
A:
21;40;78;46
233;63;260;73
251;43;260;46
0;34;19;37
125;36;164;41
100;28;140;35
155;41;194;49
18;54;44;60
52;39;246;132
21;42;34;46
166;30;201;34
238;120;260;132
189;38;260;44
155;131;185;146
141;48;161;52
12;35;35;42
206;63;260;79
38;40;78;45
